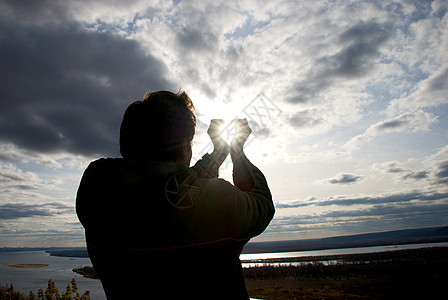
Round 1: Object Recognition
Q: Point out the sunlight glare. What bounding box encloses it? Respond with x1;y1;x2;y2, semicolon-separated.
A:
200;101;242;143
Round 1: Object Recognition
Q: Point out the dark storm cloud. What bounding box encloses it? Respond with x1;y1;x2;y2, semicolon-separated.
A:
287;21;390;103
427;67;448;91
377;119;409;130
326;173;363;185
0;0;72;23
288;110;323;128
0;202;72;220
385;163;406;173
332;21;390;77
433;160;448;184
0;16;173;157
401;170;429;181
177;26;218;53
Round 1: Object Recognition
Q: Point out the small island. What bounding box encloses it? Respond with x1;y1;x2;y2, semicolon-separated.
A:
72;266;99;279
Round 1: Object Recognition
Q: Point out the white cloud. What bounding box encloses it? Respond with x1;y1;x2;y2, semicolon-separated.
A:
370;160;430;184
423;145;448;185
0;143;62;168
0;162;46;191
345;110;438;149
388;66;448;115
367;145;448;188
424;145;448;166
326;173;363;185
288;149;351;164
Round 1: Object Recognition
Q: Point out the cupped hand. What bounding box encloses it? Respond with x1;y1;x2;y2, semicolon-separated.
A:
230;119;252;161
207;119;225;144
207;119;229;166
230;119;252;148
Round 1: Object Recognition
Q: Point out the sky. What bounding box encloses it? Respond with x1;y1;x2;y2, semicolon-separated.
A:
0;0;447;247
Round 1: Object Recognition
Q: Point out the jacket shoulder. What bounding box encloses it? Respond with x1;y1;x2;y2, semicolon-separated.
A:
87;158;123;169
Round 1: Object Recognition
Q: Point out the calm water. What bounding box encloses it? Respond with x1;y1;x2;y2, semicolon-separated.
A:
240;242;448;267
0;251;106;300
1;242;447;299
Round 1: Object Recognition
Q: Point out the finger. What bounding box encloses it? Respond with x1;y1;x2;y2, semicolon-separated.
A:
211;119;225;125
209;119;225;134
232;118;251;132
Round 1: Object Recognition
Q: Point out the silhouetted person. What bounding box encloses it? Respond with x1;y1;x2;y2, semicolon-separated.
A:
76;91;274;299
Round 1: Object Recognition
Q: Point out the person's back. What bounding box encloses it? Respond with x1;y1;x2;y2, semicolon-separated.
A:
76;91;275;299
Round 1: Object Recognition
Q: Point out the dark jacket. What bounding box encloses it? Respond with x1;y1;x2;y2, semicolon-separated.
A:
76;154;274;299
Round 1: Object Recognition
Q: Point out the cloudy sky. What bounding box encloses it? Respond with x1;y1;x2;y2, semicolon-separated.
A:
1;0;447;247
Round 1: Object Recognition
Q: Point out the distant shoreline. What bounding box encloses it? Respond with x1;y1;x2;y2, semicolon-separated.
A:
1;226;447;258
3;263;49;268
44;240;448;259
71;246;448;280
242;245;448;264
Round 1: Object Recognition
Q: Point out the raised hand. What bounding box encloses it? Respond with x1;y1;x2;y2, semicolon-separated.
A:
207;119;230;166
230;119;252;161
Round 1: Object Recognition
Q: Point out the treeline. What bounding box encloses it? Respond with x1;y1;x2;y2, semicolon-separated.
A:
243;247;448;280
243;257;447;280
0;279;90;300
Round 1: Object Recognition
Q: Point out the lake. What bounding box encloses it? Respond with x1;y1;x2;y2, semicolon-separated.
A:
0;250;106;300
1;242;447;299
240;242;448;267
240;241;448;260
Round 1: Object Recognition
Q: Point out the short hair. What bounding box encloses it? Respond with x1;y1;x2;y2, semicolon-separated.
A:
119;91;196;161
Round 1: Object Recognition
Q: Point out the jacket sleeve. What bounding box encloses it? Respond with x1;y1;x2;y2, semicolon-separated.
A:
191;154;219;179
196;154;275;240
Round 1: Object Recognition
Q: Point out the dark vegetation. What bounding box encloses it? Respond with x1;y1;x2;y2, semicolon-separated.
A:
0;278;90;300
46;249;89;258
72;267;98;279
244;247;448;299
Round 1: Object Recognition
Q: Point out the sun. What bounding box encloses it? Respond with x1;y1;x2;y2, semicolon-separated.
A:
206;102;241;123
211;111;242;143
200;100;243;126
193;93;252;147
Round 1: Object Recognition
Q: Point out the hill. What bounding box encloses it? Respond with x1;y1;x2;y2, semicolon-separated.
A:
242;226;448;253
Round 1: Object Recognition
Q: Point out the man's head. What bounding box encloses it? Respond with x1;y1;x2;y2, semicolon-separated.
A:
120;91;196;165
